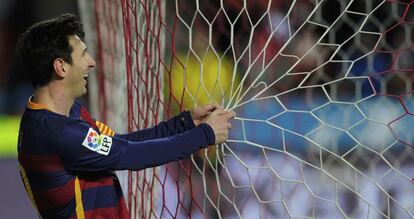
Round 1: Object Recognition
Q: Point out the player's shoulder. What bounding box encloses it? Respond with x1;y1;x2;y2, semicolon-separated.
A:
21;107;87;135
19;108;88;154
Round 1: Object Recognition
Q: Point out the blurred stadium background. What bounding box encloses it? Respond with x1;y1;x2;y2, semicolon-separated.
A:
0;1;79;218
1;0;414;218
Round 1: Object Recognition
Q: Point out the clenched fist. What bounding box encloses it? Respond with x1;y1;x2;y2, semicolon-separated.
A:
203;108;236;144
190;103;222;127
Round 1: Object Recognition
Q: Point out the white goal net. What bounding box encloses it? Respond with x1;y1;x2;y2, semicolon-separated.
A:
80;0;414;218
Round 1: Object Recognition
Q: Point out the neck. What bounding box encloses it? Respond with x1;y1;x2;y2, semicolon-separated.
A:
33;83;75;116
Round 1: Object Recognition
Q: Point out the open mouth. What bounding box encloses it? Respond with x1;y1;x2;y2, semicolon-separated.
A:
83;73;88;81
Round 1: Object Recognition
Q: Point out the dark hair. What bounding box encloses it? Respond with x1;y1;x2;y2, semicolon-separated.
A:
17;13;85;88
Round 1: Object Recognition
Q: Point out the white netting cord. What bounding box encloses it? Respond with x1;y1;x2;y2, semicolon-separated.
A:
178;0;414;218
122;1;167;218
81;0;414;218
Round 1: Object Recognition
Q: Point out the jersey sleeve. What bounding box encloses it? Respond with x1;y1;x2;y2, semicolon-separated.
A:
116;111;196;142
57;119;215;172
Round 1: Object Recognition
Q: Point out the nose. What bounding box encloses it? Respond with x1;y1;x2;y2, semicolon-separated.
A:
87;53;96;68
89;58;96;68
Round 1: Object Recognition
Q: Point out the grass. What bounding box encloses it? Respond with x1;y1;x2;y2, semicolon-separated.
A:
0;115;20;157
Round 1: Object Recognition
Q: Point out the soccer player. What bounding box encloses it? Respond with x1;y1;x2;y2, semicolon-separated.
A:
16;14;235;219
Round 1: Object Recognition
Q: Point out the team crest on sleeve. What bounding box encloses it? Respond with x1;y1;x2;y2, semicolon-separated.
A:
82;128;113;155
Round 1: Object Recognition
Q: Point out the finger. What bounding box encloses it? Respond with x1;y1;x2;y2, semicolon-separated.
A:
211;103;224;110
221;111;236;119
216;109;232;116
204;104;217;112
213;108;225;114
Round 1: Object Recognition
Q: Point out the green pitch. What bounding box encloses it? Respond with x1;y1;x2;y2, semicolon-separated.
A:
0;116;20;157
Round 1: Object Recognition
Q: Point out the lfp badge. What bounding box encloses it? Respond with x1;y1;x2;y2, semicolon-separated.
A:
82;128;112;155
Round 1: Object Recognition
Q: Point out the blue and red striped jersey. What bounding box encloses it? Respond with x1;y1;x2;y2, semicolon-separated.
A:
18;97;215;218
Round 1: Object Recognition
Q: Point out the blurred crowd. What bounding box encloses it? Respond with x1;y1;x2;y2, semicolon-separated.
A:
0;0;79;115
0;0;413;218
161;1;414;218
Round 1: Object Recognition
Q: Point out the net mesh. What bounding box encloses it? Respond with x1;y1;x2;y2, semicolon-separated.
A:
80;0;414;218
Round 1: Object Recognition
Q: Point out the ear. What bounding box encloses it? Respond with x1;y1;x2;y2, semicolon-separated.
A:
53;58;68;78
